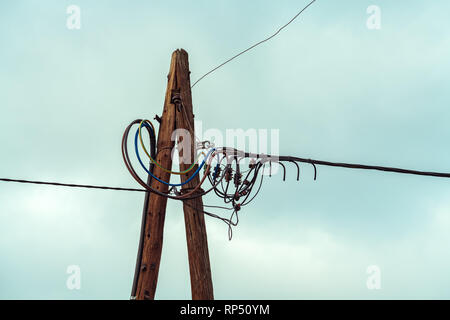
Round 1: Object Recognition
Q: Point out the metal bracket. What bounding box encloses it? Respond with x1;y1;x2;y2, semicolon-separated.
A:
197;140;214;149
154;114;162;123
171;90;182;111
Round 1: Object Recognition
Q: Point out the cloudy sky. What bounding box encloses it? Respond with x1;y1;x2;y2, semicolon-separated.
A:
0;0;449;299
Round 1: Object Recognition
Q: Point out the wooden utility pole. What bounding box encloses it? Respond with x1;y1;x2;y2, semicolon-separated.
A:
175;49;214;300
135;49;213;300
135;51;177;300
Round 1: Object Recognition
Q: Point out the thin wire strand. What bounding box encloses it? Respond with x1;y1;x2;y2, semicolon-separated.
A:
190;0;317;88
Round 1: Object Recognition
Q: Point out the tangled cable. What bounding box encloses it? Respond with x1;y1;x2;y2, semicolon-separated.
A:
122;119;279;241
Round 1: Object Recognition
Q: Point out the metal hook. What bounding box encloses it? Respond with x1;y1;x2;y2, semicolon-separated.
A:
288;160;300;181
278;162;286;181
311;162;317;181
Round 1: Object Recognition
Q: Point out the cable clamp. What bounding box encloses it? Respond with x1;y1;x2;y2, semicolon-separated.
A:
169;186;181;196
197;140;214;149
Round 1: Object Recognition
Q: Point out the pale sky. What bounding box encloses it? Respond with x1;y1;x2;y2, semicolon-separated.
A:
0;0;449;299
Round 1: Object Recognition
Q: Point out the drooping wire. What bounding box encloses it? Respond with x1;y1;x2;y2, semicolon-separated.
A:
131;117;157;300
134;122;215;187
138;119;204;175
122;119;217;200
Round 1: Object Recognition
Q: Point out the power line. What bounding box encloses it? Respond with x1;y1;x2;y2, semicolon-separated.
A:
190;0;317;88
288;156;450;179
0;178;147;192
232;149;450;179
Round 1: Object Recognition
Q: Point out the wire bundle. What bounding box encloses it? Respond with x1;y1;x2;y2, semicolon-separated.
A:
123;118;450;242
126;119;272;299
122;119;216;200
122;119;276;239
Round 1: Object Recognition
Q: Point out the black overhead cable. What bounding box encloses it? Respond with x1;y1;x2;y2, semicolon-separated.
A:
247;153;450;179
0;178;147;192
